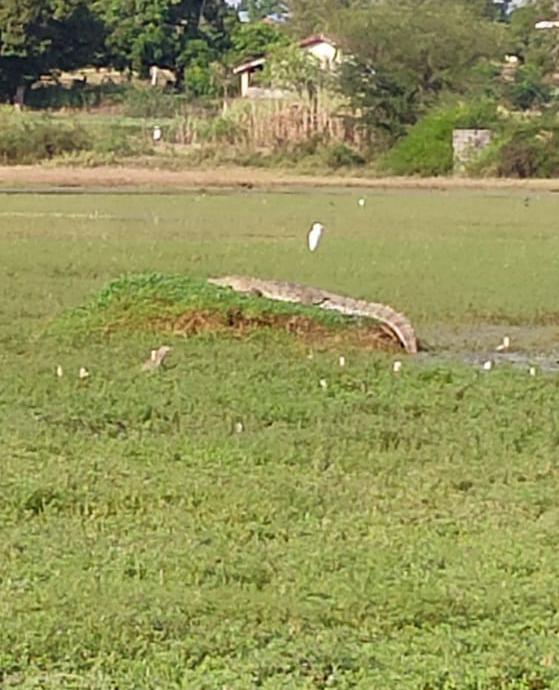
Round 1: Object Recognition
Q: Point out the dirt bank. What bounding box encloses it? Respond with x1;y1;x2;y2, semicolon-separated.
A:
1;165;559;192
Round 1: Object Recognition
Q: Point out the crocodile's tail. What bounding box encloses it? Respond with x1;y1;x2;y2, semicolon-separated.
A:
321;297;418;354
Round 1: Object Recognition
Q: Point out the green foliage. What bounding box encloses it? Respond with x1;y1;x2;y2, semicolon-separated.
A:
25;81;123;110
321;141;365;168
380;99;500;176
239;0;287;21
334;0;504;141
263;42;328;98
505;64;553;111
93;0;235;85
194;113;247;144
337;60;418;143
507;0;558;73
229;21;289;63
287;0;354;36
120;85;189;118
0;107;156;163
0;109;91;163
474;120;559;178
0;0;106;100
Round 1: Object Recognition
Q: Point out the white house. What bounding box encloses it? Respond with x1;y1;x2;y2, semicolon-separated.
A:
233;34;341;98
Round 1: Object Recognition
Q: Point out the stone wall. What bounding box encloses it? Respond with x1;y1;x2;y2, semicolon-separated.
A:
452;128;492;174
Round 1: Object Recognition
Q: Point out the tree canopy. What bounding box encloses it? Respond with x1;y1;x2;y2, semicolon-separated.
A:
0;0;105;99
0;0;557;132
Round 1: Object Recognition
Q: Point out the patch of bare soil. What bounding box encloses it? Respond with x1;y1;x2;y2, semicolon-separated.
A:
1;165;559;192
148;308;403;352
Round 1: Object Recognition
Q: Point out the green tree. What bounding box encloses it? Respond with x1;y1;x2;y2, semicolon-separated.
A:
0;0;105;102
286;0;353;37
333;0;504;141
229;21;289;62
262;42;328;99
239;0;287;21
93;0;235;86
508;0;558;73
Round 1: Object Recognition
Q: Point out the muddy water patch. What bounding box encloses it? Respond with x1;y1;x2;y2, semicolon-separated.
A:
419;323;559;372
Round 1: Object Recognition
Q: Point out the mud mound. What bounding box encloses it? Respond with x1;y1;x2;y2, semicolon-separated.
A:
148;308;401;351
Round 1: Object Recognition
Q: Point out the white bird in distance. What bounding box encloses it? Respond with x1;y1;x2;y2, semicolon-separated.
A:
307;222;324;252
496;336;511;352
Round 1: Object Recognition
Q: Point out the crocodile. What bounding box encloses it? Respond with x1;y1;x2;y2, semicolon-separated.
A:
208;275;418;354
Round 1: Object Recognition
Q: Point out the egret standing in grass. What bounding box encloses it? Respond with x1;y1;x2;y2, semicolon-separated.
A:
142;345;172;372
482;360;493;371
496;336;511;352
358;197;366;208
307;222;324;252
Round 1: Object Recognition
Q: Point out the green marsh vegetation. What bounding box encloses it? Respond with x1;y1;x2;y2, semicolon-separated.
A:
2;189;559;688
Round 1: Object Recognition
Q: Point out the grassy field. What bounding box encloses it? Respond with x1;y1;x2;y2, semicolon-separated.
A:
2;188;559;689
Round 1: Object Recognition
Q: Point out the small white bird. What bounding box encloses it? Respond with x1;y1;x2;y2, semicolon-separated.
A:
56;365;64;378
307;222;324;252
392;360;402;373
152;126;162;143
233;421;244;434
358;197;366;208
79;367;90;379
529;366;537;377
142;345;172;372
496;336;511;352
339;355;346;367
319;379;328;390
482;360;493;371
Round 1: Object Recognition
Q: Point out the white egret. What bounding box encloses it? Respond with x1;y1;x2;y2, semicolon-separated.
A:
142;345;172;372
307;222;324;252
529;366;537;377
153;126;162;143
358;197;366;208
482;360;493;371
339;355;346;367
496;336;510;352
392;360;402;373
56;365;64;378
319;379;328;390
79;367;90;379
233;421;244;434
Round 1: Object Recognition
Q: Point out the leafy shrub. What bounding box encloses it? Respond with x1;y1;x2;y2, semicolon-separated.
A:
505;64;553;111
195;115;247;145
0;111;91;163
25;82;124;110
92;126;147;157
122;86;188;118
321;142;365;169
475;122;559;178
379;99;500;176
